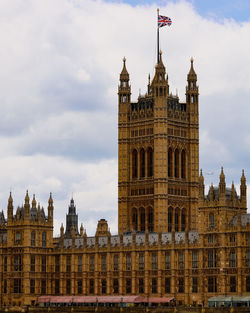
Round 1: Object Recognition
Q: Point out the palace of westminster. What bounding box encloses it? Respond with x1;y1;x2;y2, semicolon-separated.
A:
0;50;250;307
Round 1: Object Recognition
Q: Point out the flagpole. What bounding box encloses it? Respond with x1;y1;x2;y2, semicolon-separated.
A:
157;8;159;63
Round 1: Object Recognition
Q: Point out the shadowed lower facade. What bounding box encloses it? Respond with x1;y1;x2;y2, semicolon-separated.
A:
0;53;250;307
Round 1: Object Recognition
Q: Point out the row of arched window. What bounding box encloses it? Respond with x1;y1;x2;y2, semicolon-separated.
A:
168;207;186;232
168;148;186;179
131;207;154;232
132;148;153;179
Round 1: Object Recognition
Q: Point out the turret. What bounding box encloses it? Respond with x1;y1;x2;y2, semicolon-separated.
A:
32;194;37;209
186;57;199;113
48;192;53;222
7;192;13;221
24;190;30;219
151;50;169;97
240;169;247;208
198;169;205;198
80;223;84;236
60;223;64;238
118;57;131;105
219;167;226;200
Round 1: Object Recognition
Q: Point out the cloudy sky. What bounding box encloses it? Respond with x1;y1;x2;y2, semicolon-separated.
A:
0;0;250;236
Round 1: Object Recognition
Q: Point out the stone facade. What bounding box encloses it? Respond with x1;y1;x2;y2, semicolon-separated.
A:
0;52;250;307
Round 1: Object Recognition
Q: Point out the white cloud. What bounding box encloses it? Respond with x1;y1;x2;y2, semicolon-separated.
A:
0;0;249;234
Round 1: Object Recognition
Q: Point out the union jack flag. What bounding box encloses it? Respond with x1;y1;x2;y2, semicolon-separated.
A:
158;15;172;27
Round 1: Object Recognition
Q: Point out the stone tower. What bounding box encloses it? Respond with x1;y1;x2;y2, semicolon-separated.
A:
118;52;199;234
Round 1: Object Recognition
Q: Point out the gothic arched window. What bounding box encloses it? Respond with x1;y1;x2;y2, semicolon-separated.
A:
140;149;145;178
181;150;186;179
132;208;138;231
209;213;215;229
181;209;186;231
148;207;154;232
168;207;173;232
175;209;179;232
147;147;153;177
140;208;145;231
175;149;179;178
168;148;173;177
31;231;35;246
132;149;138;179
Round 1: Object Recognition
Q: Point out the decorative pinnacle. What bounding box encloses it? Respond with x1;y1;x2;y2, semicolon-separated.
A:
191;56;194;63
123;56;126;63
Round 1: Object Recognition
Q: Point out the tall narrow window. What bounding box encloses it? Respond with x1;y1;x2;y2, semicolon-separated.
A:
78;255;82;272
113;279;119;294
230;250;236;267
178;277;184;293
168;208;172;232
139;254;144;270
168;148;173;177
208;277;217;292
126;254;131;270
101;279;106;294
41;280;46;294
101;255;106;271
31;231;36;246
89;279;94;294
148;207;154;232
4;256;7;272
66;255;71;272
209;213;215;229
140;208;145;231
230;276;236;292
140;148;145;178
208;250;216;268
147;147;153;177
181;150;186;179
55;255;60;273
175;210;179;232
132;149;138;179
192;251;198;268
192;277;198;293
30;255;35;272
126;279;131;293
132;208;138;231
113;254;119;271
178;252;184;269
66;280;71;294
174;149;179;178
152;278;157;293
165;252;171;269
152;253;158;270
181;209;186;231
42;232;46;247
78;280;82;294
89;255;95;271
55;280;60;295
42;256;46;273
165;277;171;293
30;279;35;294
139;278;144;293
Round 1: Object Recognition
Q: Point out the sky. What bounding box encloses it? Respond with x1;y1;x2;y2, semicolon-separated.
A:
0;0;250;236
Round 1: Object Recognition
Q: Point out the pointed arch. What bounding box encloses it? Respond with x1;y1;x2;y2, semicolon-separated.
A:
181;150;186;179
132;149;138;179
140;148;145;178
174;149;179;178
147;147;153;177
132;208;138;231
168;148;173;177
168;207;173;232
148;207;154;232
140;208;145;231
